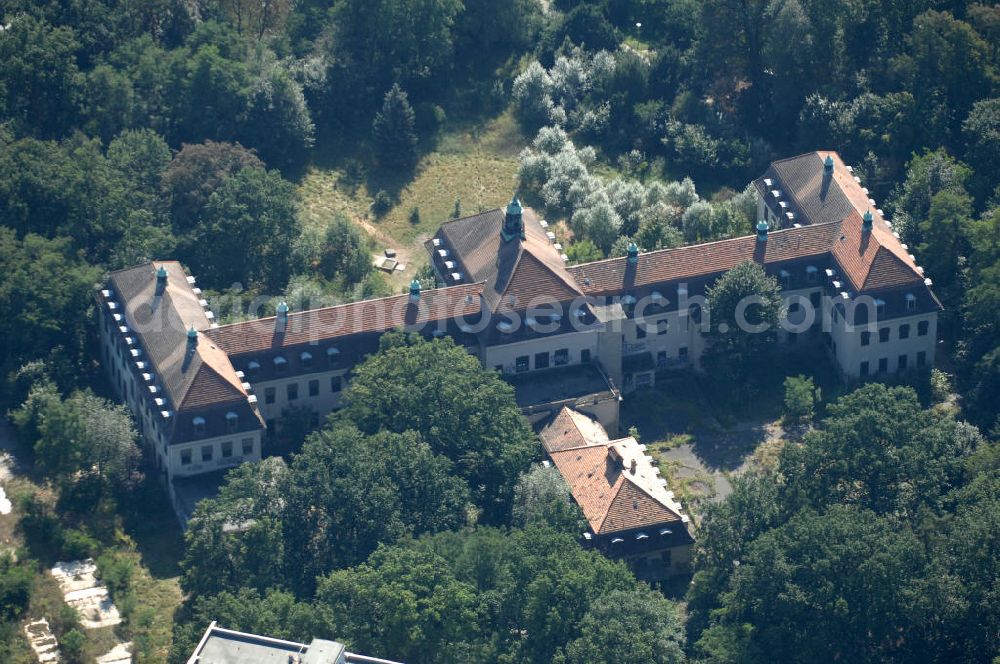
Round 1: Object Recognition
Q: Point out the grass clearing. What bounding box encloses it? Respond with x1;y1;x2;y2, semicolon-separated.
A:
298;110;525;289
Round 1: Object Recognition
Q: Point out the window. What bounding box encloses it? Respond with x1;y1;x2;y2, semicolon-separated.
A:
899;324;910;340
636;325;647;339
193;417;205;436
287;383;298;400
180;449;191;465
534;352;549;370
221;441;233;458
875;299;886;318
860;361;869;377
898;354;908;371
581;349;591;364
226;412;238;433
309;379;319;397
879;327;890;343
554;349;569;366
918;320;929;336
331;376;342;393
810;291;821;310
265;387;275;404
861;331;871;346
201;445;213;462
274;356;287;373
657;350;667;368
242;438;254;455
516;355;529;373
247;360;260;378
657;319;668;335
779;270;790;289
879;357;888;373
917;351;927;367
327;347;340;366
906;293;916;311
679;346;689;360
788;302;801;315
806;266;818;283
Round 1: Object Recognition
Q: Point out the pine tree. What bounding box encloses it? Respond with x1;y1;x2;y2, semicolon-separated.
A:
372;84;418;170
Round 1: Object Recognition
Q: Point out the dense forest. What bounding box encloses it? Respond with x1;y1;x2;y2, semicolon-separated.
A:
1;0;999;662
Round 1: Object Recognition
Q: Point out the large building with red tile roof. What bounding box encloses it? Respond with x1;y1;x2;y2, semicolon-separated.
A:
99;150;939;525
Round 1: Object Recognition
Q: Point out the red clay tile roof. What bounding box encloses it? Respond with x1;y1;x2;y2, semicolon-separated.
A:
568;222;841;295
831;210;925;291
430;207;582;311
539;406;609;453
548;435;685;535
205;283;485;358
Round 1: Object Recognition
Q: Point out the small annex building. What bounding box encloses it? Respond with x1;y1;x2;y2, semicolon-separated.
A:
541;407;694;581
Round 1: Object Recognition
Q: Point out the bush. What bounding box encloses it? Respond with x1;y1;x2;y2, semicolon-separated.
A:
784;375;819;423
371;190;392;217
61;529;100;560
0;554;33;621
409;206;420;225
60;628;86;664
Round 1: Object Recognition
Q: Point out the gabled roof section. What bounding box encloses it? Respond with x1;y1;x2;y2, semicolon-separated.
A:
831;210;926;291
545;412;688;536
569;222;840;295
430;206;582;311
539;406;610;453
205;282;484;357
108;262;251;415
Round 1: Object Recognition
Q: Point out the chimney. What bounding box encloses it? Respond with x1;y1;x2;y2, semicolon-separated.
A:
823;154;834;175
626;242;639;264
186;326;198;349
276;301;289;333
756;220;769;243
409;278;421;302
502;196;524;242
862;209;873;232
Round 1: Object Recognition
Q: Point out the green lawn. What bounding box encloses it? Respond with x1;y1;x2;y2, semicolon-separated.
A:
298;110;526;288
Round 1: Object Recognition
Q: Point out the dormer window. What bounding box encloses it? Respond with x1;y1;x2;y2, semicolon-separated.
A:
875;299;886;318
905;293;916;312
247;360;260;378
274;356;287;373
226;412;238;433
300;351;313;367
806;266;818;283
327;347;340;366
193;416;206;437
778;269;791;289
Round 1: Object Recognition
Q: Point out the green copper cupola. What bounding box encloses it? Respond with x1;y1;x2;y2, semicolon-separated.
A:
186;326;198;348
276;301;289;333
823;154;834;175
862;209;873;232
502;196;524;242
756;220;769;242
409;278;421;301
626;241;639;264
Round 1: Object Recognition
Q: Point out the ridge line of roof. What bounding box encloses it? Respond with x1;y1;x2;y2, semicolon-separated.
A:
207;281;487;331
569;218;844;271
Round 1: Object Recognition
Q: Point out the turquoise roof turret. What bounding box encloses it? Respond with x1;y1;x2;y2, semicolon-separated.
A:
756;220;770;242
862;209;873;232
409;278;421;300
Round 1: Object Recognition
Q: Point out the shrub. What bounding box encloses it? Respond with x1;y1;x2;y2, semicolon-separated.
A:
61;529;99;560
409;206;420;225
371;190;392;217
61;628;86;663
784;375;820;423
